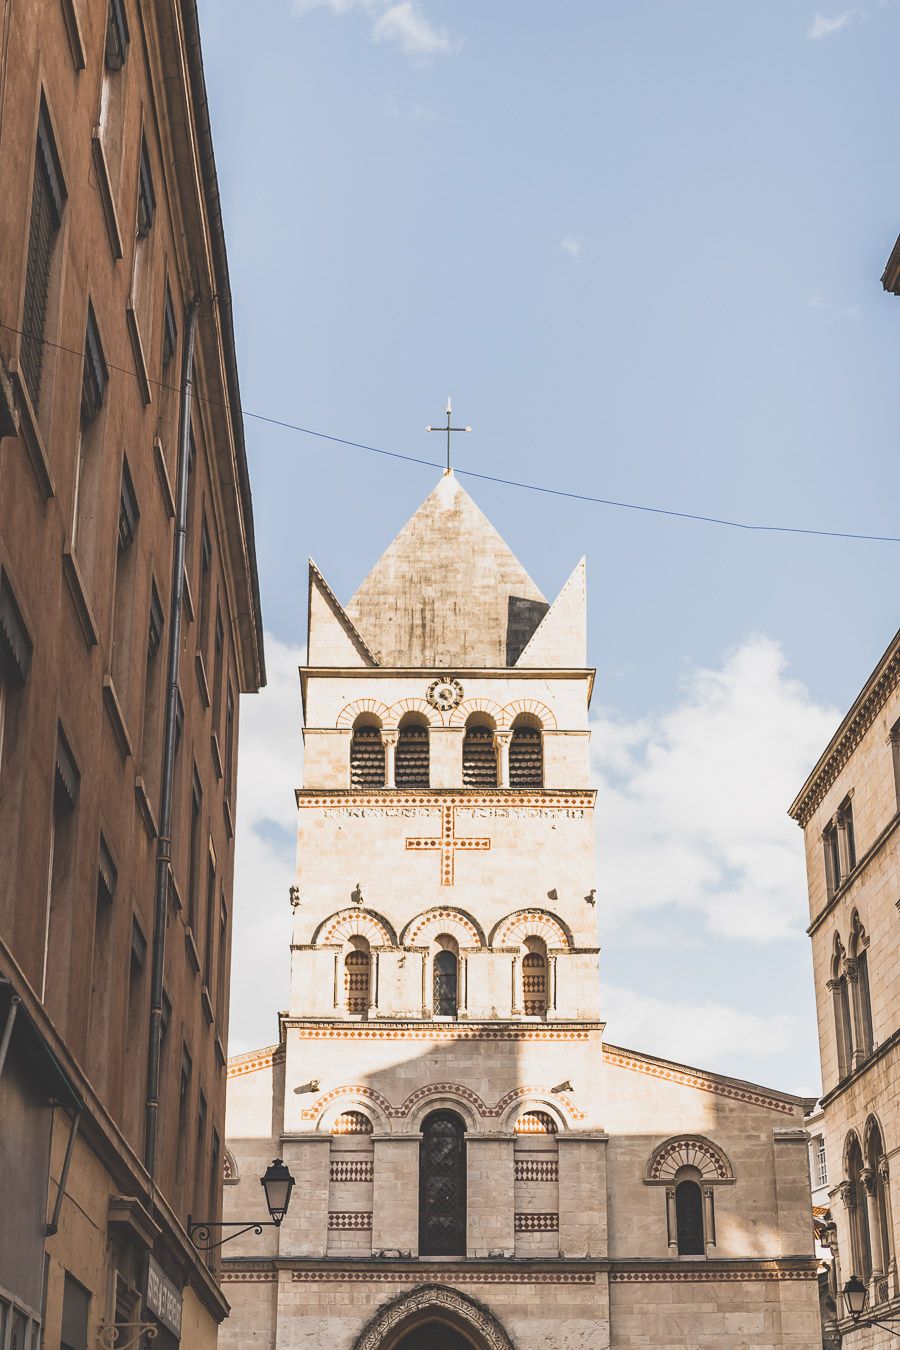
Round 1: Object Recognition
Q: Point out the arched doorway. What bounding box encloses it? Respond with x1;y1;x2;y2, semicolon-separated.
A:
353;1284;515;1350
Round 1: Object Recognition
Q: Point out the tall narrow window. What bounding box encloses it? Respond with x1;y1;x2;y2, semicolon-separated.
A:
42;729;80;1023
395;717;429;787
433;946;458;1017
21;100;66;407
824;821;841;898
136;137;155;237
419;1111;466;1256
344;939;371;1016
162;281;177;367
522;939;548;1017
194;1091;207;1220
60;1272;90;1350
224;683;235;804
850;912;874;1059
87;836;117;1090
105;0;129;68
175;1046;192;1203
216;894;228;1024
831;938;853;1079
817;1138;828;1189
72;303;109;581
111;458;139;703
188;771;202;930
204;846;216;987
509;718;543;788
209;1129;221;1231
124;917;147;1139
350;720;384;788
675;1178;705;1255
197;520;212;661
211;608;224;730
847;1134;872;1282
462;719;497;787
840;798;857;873
865;1119;893;1296
140;583;164;800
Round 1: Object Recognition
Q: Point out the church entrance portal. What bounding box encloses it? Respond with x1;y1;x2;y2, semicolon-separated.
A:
393;1321;480;1350
352;1285;515;1350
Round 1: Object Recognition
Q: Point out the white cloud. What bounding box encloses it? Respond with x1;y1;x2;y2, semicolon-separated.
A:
229;632;304;1054
809;292;863;320
294;0;459;58
807;7;863;39
592;636;838;943
603;984;806;1083
561;234;583;262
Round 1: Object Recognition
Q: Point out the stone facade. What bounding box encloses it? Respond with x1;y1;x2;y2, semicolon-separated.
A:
0;0;263;1344
790;627;900;1346
224;474;820;1348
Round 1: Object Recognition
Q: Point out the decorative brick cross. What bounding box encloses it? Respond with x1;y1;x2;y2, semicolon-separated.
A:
405;803;490;885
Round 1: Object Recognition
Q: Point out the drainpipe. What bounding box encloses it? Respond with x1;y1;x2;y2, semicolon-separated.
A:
144;296;200;1178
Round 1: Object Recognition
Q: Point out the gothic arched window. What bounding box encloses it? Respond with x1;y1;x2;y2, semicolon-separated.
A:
846;1133;873;1282
509;717;543;788
675;1178;705;1255
350;720;385;789
462;719;497;787
831;936;853;1079
396;716;429;788
522;939;548;1017
864;1118;892;1292
344;940;371;1016
850;913;873;1059
419;1110;466;1255
433;948;458;1017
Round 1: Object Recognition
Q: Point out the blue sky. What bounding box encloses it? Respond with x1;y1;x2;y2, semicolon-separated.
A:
197;1;900;1095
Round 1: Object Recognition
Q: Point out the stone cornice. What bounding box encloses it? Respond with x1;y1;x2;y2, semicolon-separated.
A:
603;1042;815;1118
294;788;596;809
300;665;597;705
226;1043;285;1079
278;1020;605;1041
789;629;900;826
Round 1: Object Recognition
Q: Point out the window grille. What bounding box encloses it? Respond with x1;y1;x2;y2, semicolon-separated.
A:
350;726;384;788
462;725;496;787
22;102;65;405
433;950;458;1016
509;725;542;787
395;723;429;787
344;949;370;1015
419;1111;466;1255
675;1179;705;1255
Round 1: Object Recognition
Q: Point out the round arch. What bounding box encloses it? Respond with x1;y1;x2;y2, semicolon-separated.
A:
388;697;443;729
645;1135;734;1184
448;699;507;729
312;908;398;948
490;909;573;951
307;1086;392;1133
502;1095;568;1133
337;699;392;730
404;1085;484;1132
353;1284;515;1350
502;698;557;731
401;907;486;949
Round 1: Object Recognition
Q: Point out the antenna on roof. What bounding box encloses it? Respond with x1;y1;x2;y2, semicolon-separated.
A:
426;396;471;474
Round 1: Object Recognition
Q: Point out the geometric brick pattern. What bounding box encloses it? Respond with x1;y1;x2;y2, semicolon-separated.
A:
330;1160;374;1183
514;1159;558;1182
327;1212;373;1230
514;1212;559;1232
645;1135;734;1184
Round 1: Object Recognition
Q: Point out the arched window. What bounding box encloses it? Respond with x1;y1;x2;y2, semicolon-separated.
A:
396;715;429;788
462;718;497;787
419;1110;466;1255
850;913;873;1059
831;936;853;1079
509;716;543;788
433;943;458;1017
344;939;371;1016
846;1134;872;1282
522;938;548;1017
675;1177;705;1255
350;719;385;789
865;1119;892;1291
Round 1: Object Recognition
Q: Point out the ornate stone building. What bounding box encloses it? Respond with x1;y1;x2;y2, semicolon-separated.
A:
223;473;820;1348
790;627;900;1346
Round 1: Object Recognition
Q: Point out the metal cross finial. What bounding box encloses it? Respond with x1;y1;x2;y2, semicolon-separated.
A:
426;397;471;474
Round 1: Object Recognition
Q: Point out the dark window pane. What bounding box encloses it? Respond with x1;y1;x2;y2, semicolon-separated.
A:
675;1180;705;1255
462;725;496;787
419;1111;466;1255
433;950;457;1017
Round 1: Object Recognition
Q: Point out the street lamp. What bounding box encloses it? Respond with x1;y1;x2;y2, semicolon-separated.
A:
188;1158;296;1251
842;1276;900;1338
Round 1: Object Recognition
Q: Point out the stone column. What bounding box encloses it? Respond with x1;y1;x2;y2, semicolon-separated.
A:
557;1135;608;1257
493;731;511;788
844;958;865;1070
369;950;380;1017
278;1136;331;1256
665;1187;677;1254
467;1135;515;1257
381;730;398;788
372;1135;421;1256
510;955;521;1016
703;1185;716;1253
862;1168;884;1282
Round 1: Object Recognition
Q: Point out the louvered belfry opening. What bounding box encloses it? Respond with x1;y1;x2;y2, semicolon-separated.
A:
462;721;497;787
395;718;429;788
344;942;371;1017
419;1110;467;1256
509;719;543;788
522;940;548;1017
350;722;384;788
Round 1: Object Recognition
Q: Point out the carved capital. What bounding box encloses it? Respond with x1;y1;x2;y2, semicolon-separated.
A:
837;1180;854;1208
878;1156;890;1183
492;731;512;748
380;731;399;748
843;957;858;983
860;1167;878;1198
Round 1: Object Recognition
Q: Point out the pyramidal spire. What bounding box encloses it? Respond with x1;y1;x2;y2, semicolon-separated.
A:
345;474;549;668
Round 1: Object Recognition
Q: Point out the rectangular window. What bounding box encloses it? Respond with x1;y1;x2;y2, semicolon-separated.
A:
42;728;80;1015
22;100;65;407
140;582;164;800
209;1128;221;1229
816;1138;828;1188
162;281;177;367
136;136;155;237
72;303;109;573
203;846;216;987
105;0;129;69
188;770;202;930
224;683;235;803
124;917;147;1136
823;821;841;898
175;1046;192;1202
840;798;856;873
111;458;140;699
87;835;117;1088
216;893;228;1024
198;520;212;660
60;1272;89;1350
193;1090;207;1219
212;607;224;727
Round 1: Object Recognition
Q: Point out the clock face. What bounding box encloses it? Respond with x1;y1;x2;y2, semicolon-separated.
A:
426;677;464;712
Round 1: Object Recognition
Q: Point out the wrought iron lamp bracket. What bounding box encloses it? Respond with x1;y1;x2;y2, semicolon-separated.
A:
187;1219;278;1251
98;1321;159;1348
